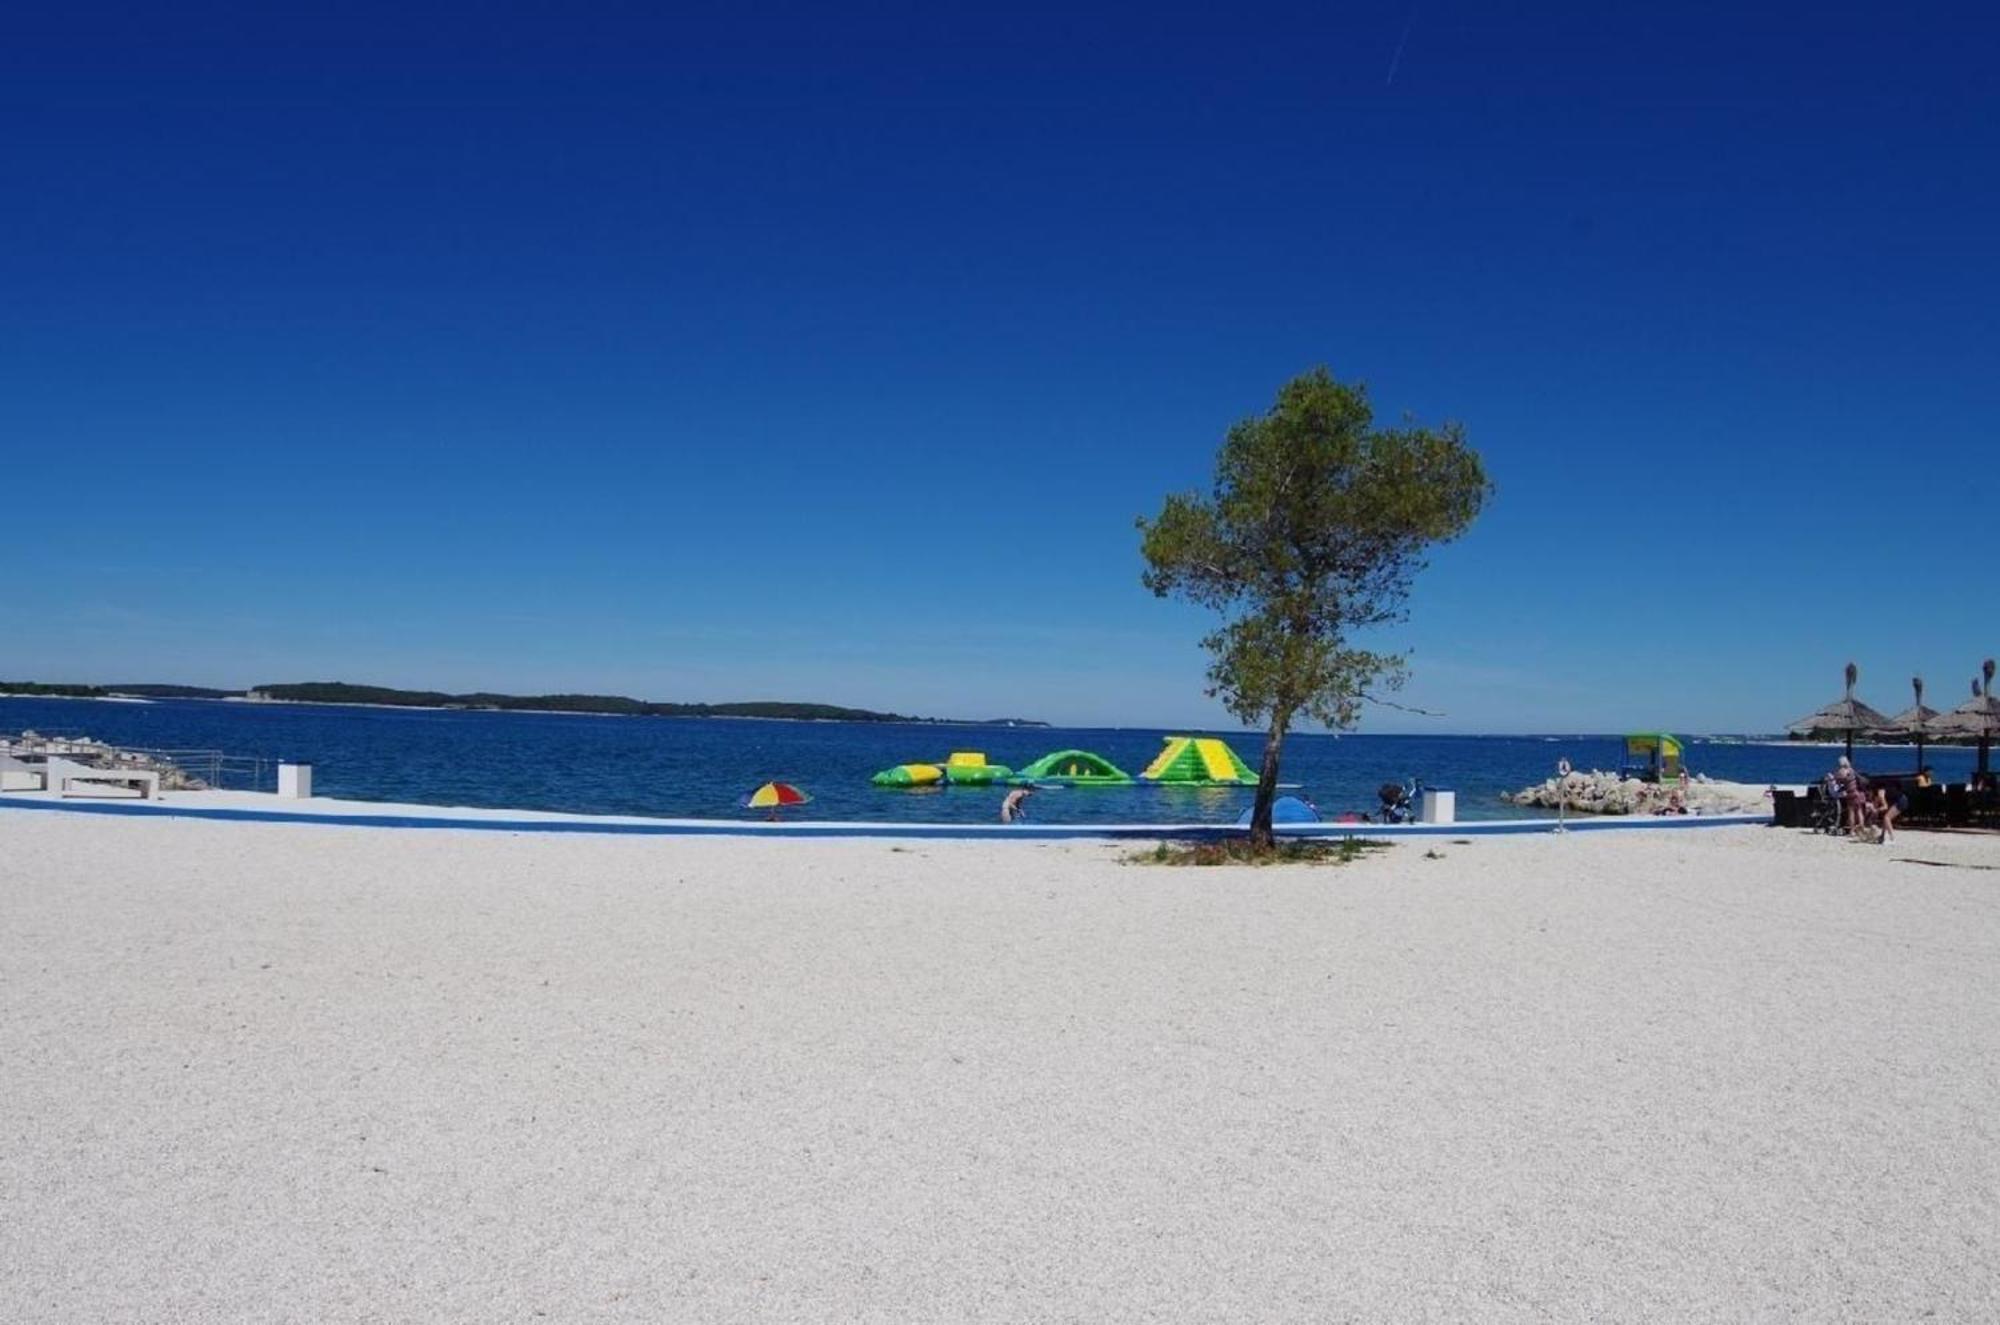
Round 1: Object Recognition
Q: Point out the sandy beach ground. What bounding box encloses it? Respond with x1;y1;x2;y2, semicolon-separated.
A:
3;814;1997;1321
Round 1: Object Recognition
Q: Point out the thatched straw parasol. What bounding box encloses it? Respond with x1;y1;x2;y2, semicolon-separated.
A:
1883;675;1943;770
1787;661;1892;760
1934;659;1999;777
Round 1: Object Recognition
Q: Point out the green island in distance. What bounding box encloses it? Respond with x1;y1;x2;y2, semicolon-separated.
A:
0;681;1048;727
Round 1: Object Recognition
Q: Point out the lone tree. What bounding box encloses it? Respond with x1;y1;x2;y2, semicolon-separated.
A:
1138;368;1491;848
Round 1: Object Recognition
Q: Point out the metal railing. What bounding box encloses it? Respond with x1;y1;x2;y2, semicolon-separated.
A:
120;748;276;792
3;735;278;793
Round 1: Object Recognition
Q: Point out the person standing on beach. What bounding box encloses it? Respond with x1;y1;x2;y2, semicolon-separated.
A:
1833;756;1862;833
1001;786;1033;824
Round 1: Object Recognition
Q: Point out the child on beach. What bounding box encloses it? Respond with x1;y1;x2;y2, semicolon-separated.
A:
1871;785;1900;842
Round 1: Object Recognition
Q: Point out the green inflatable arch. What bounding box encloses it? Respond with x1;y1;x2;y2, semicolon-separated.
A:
1008;749;1133;785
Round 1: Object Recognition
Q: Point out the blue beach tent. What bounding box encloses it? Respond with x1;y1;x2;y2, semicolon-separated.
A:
1235;795;1321;826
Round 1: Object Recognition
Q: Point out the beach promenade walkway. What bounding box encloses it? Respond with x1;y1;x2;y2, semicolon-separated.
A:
3;812;1996;1321
0;785;1770;839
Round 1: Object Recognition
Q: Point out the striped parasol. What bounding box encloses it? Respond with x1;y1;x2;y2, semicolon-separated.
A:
741;781;812;818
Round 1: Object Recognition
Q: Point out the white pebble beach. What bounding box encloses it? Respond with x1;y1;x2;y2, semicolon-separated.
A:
4;812;1997;1322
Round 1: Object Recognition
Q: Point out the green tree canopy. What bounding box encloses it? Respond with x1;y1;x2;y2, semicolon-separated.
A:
1139;367;1491;845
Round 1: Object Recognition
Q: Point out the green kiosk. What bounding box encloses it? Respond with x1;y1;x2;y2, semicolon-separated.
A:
1621;732;1684;783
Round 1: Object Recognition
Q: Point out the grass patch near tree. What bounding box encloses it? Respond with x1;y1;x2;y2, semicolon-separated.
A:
1130;837;1391;867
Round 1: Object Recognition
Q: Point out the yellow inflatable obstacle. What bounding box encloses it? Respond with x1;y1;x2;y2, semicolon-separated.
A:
941;752;1009;785
871;752;1012;788
1138;736;1257;785
871;762;945;787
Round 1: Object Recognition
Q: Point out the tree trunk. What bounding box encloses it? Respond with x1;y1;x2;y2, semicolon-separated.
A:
1249;712;1291;851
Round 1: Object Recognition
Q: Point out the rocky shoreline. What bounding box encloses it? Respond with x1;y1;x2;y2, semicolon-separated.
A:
1505;769;1774;816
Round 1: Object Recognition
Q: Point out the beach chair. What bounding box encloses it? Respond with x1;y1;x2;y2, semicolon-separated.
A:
1770;788;1802;828
47;757;159;800
1973;786;2000;829
0;753;47;792
1904;785;1947;828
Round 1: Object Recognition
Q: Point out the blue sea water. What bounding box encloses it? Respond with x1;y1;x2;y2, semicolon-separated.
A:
2;697;1980;825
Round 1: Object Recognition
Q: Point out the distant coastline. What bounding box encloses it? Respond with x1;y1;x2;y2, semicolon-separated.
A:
0;680;1048;728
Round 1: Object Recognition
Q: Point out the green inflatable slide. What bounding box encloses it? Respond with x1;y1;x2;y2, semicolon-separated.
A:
1137;736;1257;785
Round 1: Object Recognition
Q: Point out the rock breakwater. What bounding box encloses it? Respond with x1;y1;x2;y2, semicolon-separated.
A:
1505;769;1772;817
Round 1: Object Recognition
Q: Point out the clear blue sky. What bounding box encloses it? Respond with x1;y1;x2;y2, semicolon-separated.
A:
4;2;1995;731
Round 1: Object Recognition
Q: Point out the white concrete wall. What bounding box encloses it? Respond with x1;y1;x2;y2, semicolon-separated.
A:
1420;789;1457;824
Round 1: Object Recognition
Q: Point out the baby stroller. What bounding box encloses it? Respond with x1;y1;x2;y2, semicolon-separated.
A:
1376;777;1422;824
1807;776;1845;835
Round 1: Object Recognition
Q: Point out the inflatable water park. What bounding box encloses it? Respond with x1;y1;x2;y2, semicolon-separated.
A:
1138;736;1257;785
871;737;1260;790
1007;749;1133;786
870;752;1011;787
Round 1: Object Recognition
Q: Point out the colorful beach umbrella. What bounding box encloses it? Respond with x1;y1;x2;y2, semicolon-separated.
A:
742;781;811;813
742;781;811;822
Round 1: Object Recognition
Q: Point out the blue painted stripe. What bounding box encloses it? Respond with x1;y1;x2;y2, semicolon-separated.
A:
0;794;1771;840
